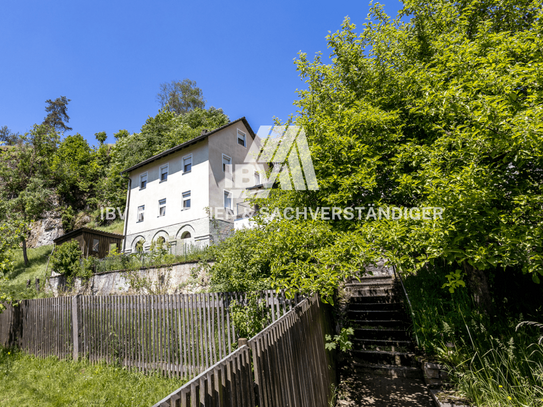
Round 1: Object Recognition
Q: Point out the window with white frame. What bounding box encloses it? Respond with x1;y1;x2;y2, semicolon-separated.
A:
183;155;192;173
140;173;148;189
222;154;231;172
160;164;168;182
137;205;145;222
224;190;232;210
159;198;166;217
237;129;246;147
255;172;261;185
182;191;191;209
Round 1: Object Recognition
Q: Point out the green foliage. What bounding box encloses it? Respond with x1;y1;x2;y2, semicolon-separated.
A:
0;347;186;406
230;292;270;340
405;265;543;405
50;241;82;279
0;125;20;146
325;327;354;352
207;227;271;293
43;96;72;132
61;205;75;232
250;0;543;306
157;79;205;115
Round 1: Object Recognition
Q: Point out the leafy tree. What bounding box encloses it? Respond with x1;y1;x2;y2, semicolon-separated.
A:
249;0;543;312
95;131;107;145
0;126;20;146
43;96;72;132
0;125;59;266
51;134;99;209
157;79;205;115
0;221;22;312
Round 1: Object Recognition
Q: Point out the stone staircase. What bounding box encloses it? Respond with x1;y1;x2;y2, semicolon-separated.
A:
345;274;422;380
336;272;433;406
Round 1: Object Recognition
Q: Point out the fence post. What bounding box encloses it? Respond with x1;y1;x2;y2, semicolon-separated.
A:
238;338;247;347
72;295;79;360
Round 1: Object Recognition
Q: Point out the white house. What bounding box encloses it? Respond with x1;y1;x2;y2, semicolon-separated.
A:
121;117;264;253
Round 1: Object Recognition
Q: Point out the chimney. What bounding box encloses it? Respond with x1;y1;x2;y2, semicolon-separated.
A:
201;129;209;136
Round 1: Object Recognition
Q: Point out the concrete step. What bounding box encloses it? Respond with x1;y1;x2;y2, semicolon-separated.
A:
350;361;423;379
348;301;402;311
347;288;395;297
350;319;408;328
349;294;395;304
354;338;414;349
348;309;406;320
346;276;395;286
354;328;409;340
351;349;418;367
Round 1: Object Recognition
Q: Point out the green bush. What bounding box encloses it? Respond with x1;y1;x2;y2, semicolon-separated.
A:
50;241;82;280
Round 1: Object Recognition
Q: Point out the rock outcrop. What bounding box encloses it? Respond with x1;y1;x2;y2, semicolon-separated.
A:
27;211;64;248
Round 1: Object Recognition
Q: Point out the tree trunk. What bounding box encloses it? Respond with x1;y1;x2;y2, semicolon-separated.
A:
464;263;493;316
22;237;29;267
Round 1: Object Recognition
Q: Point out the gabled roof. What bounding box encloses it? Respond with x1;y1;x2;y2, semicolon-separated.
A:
54;227;124;245
120;117;256;174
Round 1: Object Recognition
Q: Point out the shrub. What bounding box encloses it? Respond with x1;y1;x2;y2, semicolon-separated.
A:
50;241;82;280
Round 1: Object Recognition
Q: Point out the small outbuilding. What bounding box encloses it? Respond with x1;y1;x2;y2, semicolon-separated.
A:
53;227;124;259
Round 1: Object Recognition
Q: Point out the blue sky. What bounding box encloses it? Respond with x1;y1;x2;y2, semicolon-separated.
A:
0;0;403;145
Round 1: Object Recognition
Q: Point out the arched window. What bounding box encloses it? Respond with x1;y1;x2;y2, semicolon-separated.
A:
135;239;144;253
156;236;166;249
181;231;191;239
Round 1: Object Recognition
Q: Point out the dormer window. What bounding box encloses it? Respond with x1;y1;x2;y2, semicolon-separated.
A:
237;129;246;147
160;164;168;182
140;173;148;189
183;155;192;173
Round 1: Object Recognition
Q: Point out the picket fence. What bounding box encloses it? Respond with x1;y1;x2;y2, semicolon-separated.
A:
153;294;332;407
0;291;298;377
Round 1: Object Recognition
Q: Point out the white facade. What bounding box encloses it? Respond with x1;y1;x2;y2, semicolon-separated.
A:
122;118;262;253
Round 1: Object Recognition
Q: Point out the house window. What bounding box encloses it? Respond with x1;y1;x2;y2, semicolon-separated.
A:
92;239;99;252
159;198;166;217
183;155;192;173
160;164;168;182
222;154;231;172
224;190;232;210
137;205;145;222
140;173;148;189
182;191;191;209
255;172;261;185
237;129;246;147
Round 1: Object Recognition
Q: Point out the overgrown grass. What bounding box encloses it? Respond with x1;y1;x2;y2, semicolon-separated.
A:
404;264;543;406
0;347;185;406
3;245;54;300
89;219;125;235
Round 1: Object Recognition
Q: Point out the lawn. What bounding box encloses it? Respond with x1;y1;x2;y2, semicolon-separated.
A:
0;347;186;407
3;244;54;300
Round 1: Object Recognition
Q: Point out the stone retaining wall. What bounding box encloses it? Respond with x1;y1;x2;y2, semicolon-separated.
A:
45;261;213;296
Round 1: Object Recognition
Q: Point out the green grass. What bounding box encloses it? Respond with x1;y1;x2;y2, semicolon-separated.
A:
0;347;186;407
88;219;125;235
404;264;543;406
3;245;54;300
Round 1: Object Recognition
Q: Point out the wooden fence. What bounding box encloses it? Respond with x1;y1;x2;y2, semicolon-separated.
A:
153;294;332;407
0;291;297;377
